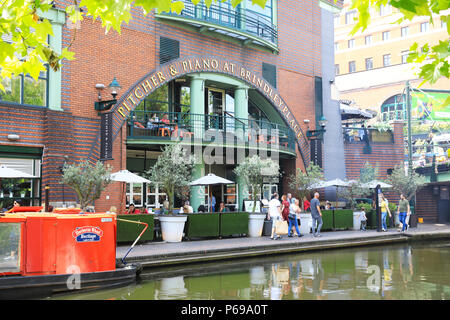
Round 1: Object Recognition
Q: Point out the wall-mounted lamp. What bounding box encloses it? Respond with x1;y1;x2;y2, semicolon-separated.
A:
94;77;121;112
306;115;328;140
7;134;20;141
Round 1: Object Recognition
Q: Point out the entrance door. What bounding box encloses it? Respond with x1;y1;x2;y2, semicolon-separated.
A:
438;185;450;223
206;87;225;130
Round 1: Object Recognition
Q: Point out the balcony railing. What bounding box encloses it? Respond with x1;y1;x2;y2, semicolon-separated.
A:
127;110;296;153
159;1;278;46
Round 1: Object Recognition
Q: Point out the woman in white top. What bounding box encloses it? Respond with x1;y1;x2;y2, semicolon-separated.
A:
288;199;303;237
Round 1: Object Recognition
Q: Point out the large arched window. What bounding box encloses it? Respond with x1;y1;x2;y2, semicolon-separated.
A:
380;94;405;121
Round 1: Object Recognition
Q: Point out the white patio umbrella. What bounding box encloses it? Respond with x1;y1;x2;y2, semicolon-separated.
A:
190;173;234;211
0;165;36;178
110;170;151;184
110;170;151;211
361;180;392;189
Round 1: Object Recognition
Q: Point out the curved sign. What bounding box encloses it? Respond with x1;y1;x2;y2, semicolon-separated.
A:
102;56;310;164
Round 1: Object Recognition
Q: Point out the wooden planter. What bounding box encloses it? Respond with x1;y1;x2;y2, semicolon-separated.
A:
184;213;220;239
116;214;154;243
333;209;353;230
219;212;249;237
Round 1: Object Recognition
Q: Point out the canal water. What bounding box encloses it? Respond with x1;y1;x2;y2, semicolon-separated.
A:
54;240;450;300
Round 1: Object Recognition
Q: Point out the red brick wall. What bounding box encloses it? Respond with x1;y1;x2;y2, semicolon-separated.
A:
344;121;405;204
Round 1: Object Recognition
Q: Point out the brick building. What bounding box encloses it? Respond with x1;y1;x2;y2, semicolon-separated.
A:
0;0;347;213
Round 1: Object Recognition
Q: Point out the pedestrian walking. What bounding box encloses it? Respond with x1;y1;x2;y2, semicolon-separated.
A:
397;194;410;232
310;192;323;237
288;199;303;237
280;195;290;224
268;194;282;240
360;208;367;231
381;195;391;231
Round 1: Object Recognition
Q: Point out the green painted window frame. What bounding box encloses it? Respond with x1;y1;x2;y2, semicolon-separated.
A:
0;67;49;108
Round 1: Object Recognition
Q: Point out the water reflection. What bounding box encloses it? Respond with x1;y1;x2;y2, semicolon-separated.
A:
54;241;450;300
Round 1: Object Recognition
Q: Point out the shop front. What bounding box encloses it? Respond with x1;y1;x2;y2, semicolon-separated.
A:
97;57;309;213
0;146;42;211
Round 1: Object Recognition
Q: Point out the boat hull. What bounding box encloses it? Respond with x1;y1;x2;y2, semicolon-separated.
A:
0;264;141;299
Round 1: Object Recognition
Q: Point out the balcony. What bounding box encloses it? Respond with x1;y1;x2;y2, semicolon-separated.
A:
126;110;296;155
156;1;278;52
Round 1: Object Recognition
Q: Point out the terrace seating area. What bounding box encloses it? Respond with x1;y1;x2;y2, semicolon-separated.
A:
127;111;295;152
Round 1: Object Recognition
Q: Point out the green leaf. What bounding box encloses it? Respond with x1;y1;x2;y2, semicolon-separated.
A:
61;48;75;61
171;1;185;14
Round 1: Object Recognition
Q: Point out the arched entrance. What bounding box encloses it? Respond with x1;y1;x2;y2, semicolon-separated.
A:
89;56;310;167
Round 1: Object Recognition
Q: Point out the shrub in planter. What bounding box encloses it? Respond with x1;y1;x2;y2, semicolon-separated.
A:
184;212;220;239
117;214;154;243
220;212;249;237
320;210;334;231
334;209;353;230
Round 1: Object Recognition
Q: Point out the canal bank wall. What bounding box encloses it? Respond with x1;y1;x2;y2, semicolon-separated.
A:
116;224;450;269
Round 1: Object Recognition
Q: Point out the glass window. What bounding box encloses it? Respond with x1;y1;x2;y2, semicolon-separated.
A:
243;0;274;42
224;184;237;210
334;42;339;51
401;50;410;64
348;39;355;48
345;10;357;24
379;4;392;16
383;54;391;66
146;184;166;209
0;76;21;103
349;61;356;73
334;13;340;26
335;64;340;76
0;158;42;207
0;71;48;107
179;86;190;113
126;182;143;207
382;31;390;41
420;22;429;32
365;58;373;70
0;223;21;273
23;76;47;106
246;0;272;20
365;35;372;45
401;26;409;37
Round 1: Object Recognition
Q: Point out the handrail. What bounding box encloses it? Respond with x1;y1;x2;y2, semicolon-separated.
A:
223;111;245;126
127;110;297;152
161;0;278;45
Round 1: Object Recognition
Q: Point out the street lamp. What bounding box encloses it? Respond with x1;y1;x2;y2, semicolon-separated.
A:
94;77;121;112
306;115;328;139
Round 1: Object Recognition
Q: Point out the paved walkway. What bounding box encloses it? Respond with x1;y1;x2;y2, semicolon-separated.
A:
116;223;450;268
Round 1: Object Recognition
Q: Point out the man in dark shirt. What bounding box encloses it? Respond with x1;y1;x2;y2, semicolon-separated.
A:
310;192;323;237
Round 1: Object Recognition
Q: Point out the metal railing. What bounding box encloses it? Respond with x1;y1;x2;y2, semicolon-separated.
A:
161;1;278;45
127;110;296;152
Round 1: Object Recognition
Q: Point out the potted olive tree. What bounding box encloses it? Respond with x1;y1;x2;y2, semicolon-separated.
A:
234;155;280;237
146;144;194;242
343;162;376;230
61;160;112;212
288;162;323;235
387;165;426;228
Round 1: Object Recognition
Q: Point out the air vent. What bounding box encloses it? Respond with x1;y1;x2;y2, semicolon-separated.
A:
262;62;276;88
160;37;180;65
